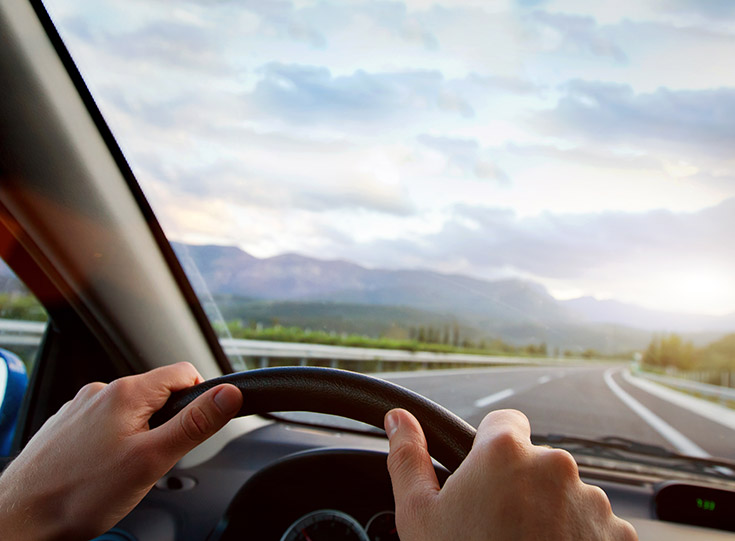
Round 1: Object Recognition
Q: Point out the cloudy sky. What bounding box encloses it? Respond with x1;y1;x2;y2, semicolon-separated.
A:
45;0;735;315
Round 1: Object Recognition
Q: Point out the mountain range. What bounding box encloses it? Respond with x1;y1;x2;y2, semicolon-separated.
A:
172;243;735;353
561;297;735;333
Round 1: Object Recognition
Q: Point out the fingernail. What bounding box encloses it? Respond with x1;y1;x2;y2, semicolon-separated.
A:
385;410;400;439
214;386;241;415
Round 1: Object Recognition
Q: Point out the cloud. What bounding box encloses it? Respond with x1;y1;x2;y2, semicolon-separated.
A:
137;146;416;218
417;134;510;182
64;15;229;73
661;0;735;19
349;1;439;49
517;0;549;7
530;11;628;63
503;142;661;171
539;80;735;160
343;198;735;284
247;62;545;130
465;73;544;96
250;63;476;125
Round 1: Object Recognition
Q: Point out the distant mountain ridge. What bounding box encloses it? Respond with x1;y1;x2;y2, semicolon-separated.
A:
561;296;735;333
172;242;571;325
171;242;735;350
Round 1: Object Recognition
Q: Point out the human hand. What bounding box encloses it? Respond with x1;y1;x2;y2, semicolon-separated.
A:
385;408;638;540
0;362;242;541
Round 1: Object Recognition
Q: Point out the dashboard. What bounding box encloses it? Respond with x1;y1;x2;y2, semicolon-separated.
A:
207;448;445;540
113;422;735;541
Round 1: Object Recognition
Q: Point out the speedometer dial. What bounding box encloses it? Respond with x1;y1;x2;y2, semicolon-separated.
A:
365;511;399;541
280;509;370;541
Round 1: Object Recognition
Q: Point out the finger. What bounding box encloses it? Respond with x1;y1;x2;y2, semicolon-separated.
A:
147;383;243;458
128;362;204;411
474;408;532;449
385;409;441;508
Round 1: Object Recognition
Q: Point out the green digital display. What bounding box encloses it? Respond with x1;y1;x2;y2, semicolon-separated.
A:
656;483;734;532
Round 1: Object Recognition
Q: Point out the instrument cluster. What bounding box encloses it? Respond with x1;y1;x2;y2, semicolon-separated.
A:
280;509;398;541
209;448;448;541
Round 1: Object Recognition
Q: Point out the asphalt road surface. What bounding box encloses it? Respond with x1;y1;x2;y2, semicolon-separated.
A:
383;364;735;462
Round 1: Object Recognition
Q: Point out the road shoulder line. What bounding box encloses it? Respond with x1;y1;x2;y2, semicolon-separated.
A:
624;370;735;431
603;368;709;458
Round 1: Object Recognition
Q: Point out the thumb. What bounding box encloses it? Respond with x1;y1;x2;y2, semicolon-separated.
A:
150;383;243;458
385;409;440;513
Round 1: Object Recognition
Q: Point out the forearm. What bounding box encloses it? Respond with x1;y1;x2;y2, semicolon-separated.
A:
0;466;73;541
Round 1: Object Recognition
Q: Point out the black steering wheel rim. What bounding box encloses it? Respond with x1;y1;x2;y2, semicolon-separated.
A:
150;366;476;472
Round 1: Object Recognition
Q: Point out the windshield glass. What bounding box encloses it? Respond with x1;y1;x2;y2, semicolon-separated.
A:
43;0;735;469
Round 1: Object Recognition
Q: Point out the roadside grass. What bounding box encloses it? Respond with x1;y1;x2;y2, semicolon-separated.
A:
225;323;544;357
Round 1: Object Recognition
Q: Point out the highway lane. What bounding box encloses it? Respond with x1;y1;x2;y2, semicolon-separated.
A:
383;364;735;462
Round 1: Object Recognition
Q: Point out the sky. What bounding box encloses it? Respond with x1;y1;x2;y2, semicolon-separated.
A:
45;0;735;315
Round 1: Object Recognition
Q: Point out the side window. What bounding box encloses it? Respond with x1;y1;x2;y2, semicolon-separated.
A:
0;259;47;454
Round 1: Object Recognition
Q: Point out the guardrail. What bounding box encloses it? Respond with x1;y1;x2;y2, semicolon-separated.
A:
0;318;571;369
219;337;565;368
0;319;46;347
635;370;735;403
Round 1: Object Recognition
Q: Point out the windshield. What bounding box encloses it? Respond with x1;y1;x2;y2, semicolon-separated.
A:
42;0;735;470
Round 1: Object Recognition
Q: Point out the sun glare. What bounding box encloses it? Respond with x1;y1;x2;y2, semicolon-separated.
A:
657;267;735;315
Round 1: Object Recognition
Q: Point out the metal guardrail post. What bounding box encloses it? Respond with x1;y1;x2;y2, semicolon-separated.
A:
0;318;580;372
636;370;735;403
0;319;47;349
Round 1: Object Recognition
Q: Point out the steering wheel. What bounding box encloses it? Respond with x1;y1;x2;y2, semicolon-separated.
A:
150;366;476;472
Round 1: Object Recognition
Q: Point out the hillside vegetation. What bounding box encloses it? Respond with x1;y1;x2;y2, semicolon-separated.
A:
643;333;735;371
224;320;614;360
0;293;47;322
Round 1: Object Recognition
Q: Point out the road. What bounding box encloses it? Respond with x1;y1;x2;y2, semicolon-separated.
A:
382;364;735;462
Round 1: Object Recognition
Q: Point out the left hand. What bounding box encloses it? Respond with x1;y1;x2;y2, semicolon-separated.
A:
0;362;243;541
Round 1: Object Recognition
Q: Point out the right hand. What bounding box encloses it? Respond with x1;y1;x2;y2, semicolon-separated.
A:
384;408;638;540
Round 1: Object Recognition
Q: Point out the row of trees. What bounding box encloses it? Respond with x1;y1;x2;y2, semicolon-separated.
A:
407;324;528;353
0;293;608;361
227;320;556;358
0;293;47;322
643;333;735;371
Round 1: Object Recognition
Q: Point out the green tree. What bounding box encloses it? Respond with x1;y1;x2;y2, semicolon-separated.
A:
0;293;47;321
643;333;694;370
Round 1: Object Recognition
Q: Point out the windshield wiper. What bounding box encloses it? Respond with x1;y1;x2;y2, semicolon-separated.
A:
532;434;735;481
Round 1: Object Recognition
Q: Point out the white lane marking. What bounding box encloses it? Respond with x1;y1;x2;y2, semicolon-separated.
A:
537;375;551;384
624;371;735;431
474;388;515;408
377;366;568;380
603;368;709;458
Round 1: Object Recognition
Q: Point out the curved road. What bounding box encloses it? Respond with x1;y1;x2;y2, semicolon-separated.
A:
384;364;735;462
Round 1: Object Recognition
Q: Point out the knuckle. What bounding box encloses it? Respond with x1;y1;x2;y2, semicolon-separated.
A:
616;518;639;541
106;376;133;398
500;408;530;425
175;361;199;378
76;381;106;399
583;483;614;515
542;448;579;480
175;361;196;373
485;429;527;462
179;404;212;442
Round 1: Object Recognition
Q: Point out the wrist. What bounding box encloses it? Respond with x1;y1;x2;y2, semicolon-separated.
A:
0;464;75;541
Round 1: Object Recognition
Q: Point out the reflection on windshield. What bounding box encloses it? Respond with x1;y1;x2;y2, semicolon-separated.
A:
42;0;735;466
